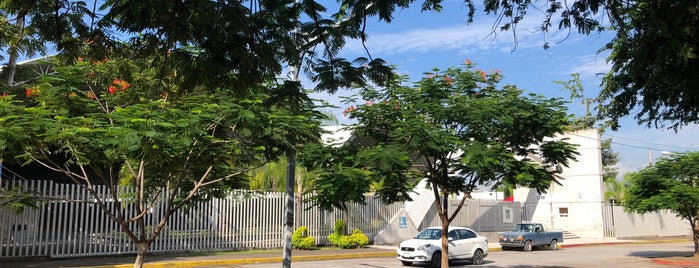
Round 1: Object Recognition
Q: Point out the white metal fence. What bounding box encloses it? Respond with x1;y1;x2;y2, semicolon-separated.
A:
0;179;402;258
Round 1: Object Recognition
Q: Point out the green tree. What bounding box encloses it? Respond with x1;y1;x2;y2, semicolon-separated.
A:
599;0;699;130
0;53;323;268
624;151;699;257
604;173;630;205
0;0;100;85
601;138;619;182
248;155;319;226
309;63;578;268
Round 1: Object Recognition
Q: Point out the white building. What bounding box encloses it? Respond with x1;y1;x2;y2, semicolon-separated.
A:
513;128;605;238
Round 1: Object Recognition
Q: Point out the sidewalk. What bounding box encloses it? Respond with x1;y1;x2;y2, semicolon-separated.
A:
2;238;695;268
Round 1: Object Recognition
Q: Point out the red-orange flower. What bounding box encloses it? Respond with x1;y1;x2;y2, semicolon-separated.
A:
443;76;454;85
25;87;39;98
87;91;96;99
108;78;131;94
342;105;356;117
479;70;487;80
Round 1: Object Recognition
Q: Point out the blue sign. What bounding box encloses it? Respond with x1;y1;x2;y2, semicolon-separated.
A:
399;216;407;228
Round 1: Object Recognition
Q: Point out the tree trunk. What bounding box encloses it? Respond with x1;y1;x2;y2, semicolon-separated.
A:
441;219;450;268
6;16;24;86
694;216;699;258
133;243;149;268
431;182;451;268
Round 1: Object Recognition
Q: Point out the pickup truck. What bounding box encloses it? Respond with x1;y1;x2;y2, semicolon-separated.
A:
498;223;563;252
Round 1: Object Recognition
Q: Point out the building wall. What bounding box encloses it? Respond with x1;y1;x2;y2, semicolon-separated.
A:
514;129;606;238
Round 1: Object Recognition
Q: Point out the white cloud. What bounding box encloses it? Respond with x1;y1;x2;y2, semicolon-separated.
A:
342;12;566;58
567;54;611;80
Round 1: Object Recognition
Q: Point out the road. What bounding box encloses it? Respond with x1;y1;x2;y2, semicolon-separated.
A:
216;241;693;268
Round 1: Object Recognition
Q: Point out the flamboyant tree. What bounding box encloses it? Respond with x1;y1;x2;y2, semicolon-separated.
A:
306;63;578;267
0;52;324;267
624;151;699;257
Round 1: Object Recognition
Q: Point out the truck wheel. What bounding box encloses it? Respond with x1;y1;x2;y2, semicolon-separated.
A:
472;249;484;265
430;251;442;268
401;261;413;266
523;240;533;252
549;240;558;250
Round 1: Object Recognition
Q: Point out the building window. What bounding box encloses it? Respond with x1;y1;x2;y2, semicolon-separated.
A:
559;207;569;217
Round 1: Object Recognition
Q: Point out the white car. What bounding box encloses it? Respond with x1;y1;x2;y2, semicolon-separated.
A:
397;226;488;267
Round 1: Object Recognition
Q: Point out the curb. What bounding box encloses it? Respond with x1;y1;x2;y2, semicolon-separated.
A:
79;252;399;268
652;258;699;267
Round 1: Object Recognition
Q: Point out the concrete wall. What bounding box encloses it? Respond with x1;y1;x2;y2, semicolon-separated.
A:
612;206;690;239
374;209;420;245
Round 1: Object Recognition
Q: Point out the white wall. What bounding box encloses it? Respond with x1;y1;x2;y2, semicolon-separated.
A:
612;207;690;239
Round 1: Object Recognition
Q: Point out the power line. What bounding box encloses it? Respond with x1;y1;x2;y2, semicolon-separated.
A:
603;134;694;150
566;132;694;153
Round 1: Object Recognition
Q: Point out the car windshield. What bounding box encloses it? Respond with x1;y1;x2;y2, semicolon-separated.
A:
413;228;441;240
514;224;535;232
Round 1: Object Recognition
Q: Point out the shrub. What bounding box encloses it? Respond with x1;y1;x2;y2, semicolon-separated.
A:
292;226;316;250
333;219;346;235
327;219;369;249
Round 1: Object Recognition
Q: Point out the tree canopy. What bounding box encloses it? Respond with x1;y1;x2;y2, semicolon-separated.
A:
305;63;578;267
0;52;324;267
599;0;699;130
4;0;697;130
624;151;699;257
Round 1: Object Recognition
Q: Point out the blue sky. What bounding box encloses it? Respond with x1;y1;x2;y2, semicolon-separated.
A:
309;0;699;179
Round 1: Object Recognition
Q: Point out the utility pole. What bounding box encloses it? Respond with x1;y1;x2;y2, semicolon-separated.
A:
282;150;295;268
282;7;301;263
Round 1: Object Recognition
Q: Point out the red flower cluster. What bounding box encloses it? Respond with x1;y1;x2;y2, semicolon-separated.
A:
443;76;454;85
342;105;356;116
25;87;39;98
108;78;131;94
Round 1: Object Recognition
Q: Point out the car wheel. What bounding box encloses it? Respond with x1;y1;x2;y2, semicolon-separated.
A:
430;251;442;268
549;240;558;250
471;249;484;265
523;240;533;252
400;260;413;266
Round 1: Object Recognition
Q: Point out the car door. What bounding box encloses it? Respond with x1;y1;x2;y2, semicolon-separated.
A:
533;224;545;245
447;229;465;258
457;229;480;258
448;229;473;259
